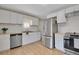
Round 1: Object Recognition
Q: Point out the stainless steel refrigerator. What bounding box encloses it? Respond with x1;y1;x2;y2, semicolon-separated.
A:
42;17;58;49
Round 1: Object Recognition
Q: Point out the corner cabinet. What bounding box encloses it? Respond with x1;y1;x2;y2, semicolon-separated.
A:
55;33;65;52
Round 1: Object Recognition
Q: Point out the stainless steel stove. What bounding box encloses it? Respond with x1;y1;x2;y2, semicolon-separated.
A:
64;48;79;55
64;32;79;55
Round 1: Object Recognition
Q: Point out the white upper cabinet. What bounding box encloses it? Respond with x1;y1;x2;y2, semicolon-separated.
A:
0;9;23;24
57;10;66;23
10;12;23;24
10;12;17;24
22;15;31;25
15;13;23;24
0;9;39;25
65;7;74;14
0;9;10;23
22;15;39;26
66;5;79;14
73;5;79;12
0;34;10;51
31;18;39;25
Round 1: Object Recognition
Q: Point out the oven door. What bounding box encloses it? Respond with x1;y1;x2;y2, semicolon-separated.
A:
64;38;74;49
64;39;70;48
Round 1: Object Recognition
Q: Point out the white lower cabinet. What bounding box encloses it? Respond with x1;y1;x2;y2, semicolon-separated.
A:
74;38;79;49
22;32;41;45
55;33;65;52
0;34;10;52
0;32;41;52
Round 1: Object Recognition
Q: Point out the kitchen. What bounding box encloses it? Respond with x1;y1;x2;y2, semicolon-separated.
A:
0;4;79;55
0;8;41;52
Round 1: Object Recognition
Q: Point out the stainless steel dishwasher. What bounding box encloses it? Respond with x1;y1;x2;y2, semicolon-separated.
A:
10;33;22;48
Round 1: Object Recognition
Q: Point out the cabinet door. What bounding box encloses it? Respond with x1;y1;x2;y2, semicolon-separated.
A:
15;13;23;24
10;12;23;24
55;38;64;52
32;18;39;25
55;34;65;52
57;10;66;23
22;15;31;24
66;5;79;14
74;38;79;49
66;7;74;14
0;34;10;51
0;10;10;23
74;5;79;11
22;32;40;45
10;12;17;24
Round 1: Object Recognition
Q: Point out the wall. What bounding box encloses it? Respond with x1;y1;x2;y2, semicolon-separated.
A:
0;23;39;33
58;15;79;33
0;24;23;33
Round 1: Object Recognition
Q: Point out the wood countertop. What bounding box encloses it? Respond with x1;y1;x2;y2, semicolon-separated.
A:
55;33;65;35
0;31;40;35
0;32;22;35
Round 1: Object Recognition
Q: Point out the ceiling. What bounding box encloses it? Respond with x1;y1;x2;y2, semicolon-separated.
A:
0;4;76;19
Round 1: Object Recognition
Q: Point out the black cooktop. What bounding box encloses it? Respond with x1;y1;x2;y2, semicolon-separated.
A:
70;35;79;39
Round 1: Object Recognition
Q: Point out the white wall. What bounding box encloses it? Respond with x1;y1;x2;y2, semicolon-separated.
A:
0;24;39;33
0;24;23;33
58;15;79;33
